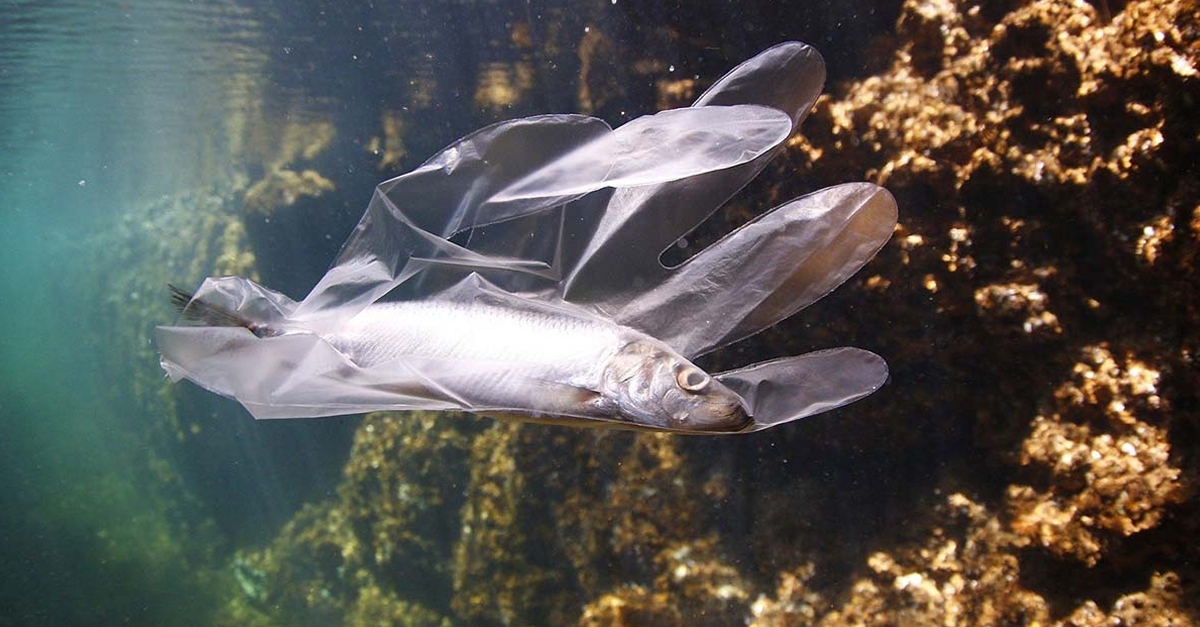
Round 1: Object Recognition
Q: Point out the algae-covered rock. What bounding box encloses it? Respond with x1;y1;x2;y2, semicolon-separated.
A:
750;494;1198;626
578;585;681;627
1007;345;1184;565
344;583;455;627
451;423;568;625
799;494;1049;627
1058;572;1197;627
367;110;408;171
218;1;1200;624
242;169;335;216
474;61;536;113
220;412;472;626
80;184;263;625
236;115;338;216
451;426;749;627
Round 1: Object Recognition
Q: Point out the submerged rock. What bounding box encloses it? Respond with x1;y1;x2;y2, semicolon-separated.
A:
201;0;1200;624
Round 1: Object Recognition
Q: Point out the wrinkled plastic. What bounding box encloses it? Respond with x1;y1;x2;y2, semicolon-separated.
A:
159;42;897;433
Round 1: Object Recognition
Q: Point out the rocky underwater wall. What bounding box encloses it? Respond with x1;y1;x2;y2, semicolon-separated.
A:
141;0;1200;625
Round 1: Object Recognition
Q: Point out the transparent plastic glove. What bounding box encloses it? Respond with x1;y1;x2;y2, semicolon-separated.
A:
567;42;897;429
429;42;898;430
291;104;792;329
159;42;895;433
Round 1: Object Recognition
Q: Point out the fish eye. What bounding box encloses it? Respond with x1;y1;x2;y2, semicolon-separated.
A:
675;365;711;392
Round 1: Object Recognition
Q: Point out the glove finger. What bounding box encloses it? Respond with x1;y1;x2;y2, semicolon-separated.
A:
615;183;896;357
715;347;888;431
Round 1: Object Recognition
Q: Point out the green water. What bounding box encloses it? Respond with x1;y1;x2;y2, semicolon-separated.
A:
0;3;267;624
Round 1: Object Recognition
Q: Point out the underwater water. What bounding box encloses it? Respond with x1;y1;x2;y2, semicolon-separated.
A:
2;1;1197;626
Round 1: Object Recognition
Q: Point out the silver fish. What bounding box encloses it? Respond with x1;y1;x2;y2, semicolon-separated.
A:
168;286;750;432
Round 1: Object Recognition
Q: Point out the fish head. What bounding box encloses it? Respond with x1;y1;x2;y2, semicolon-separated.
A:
602;339;751;432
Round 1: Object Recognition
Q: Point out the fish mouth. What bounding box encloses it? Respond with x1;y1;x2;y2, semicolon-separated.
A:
686;398;752;433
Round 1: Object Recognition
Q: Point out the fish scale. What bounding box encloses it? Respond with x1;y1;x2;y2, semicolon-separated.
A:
327;299;624;375
317;299;634;417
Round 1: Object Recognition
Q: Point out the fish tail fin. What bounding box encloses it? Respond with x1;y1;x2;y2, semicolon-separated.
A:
168;284;270;336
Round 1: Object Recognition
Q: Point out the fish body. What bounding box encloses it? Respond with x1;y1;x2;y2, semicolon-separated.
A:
329;300;619;372
326;300;620;420
169;286;751;432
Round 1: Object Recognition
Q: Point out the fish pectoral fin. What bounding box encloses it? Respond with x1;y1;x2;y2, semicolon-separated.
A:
533;380;609;415
474;384;608;427
495;378;613;418
561;384;602;404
